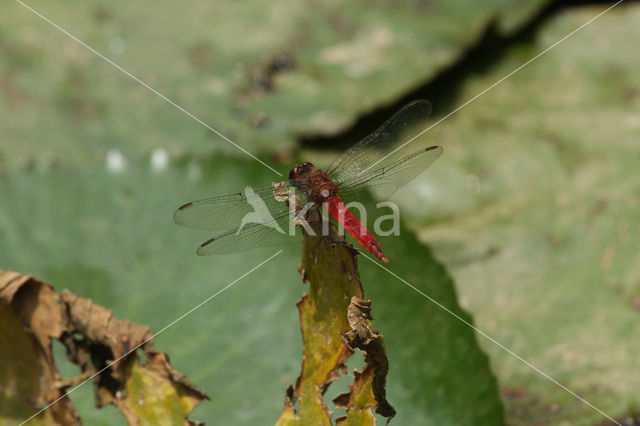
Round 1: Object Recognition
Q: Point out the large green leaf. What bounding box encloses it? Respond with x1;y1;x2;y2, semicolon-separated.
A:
387;4;640;425
1;0;545;172
0;156;503;424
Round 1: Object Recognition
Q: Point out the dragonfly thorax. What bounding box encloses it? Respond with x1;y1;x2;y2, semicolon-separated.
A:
289;162;339;204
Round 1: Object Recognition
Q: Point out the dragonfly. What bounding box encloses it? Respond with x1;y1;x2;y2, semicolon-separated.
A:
174;99;442;263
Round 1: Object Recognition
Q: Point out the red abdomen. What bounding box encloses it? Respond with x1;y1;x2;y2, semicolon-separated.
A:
326;196;388;262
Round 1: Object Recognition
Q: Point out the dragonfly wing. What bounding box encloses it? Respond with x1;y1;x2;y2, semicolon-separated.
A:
337;146;443;202
327;100;432;183
174;182;297;233
196;211;301;255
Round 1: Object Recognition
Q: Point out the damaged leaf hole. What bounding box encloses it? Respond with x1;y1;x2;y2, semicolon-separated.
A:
277;221;395;424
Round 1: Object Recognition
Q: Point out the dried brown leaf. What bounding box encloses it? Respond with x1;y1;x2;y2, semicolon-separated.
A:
339;297;395;421
0;270;207;425
0;270;81;425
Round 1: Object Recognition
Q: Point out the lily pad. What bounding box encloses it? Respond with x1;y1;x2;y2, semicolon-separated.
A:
2;0;545;172
0;156;503;424
388;4;640;425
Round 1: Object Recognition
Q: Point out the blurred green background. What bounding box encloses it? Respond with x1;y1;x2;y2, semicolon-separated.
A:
1;0;639;425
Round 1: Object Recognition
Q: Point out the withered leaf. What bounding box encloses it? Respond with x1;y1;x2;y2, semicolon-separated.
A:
337;297;395;422
0;270;80;425
0;270;208;425
277;221;395;425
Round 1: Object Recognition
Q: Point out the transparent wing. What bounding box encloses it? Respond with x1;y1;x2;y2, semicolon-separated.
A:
173;180;305;233
326;99;432;183
337;146;443;202
196;211;301;255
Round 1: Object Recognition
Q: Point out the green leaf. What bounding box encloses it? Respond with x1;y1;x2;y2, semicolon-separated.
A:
2;0;545;172
277;222;393;425
390;5;640;424
117;354;205;425
0;156;503;424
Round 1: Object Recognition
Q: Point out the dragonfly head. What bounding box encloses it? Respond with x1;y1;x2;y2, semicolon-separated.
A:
289;162;315;181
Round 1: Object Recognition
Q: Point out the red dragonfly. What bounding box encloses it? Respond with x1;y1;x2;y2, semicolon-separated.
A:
174;100;442;263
